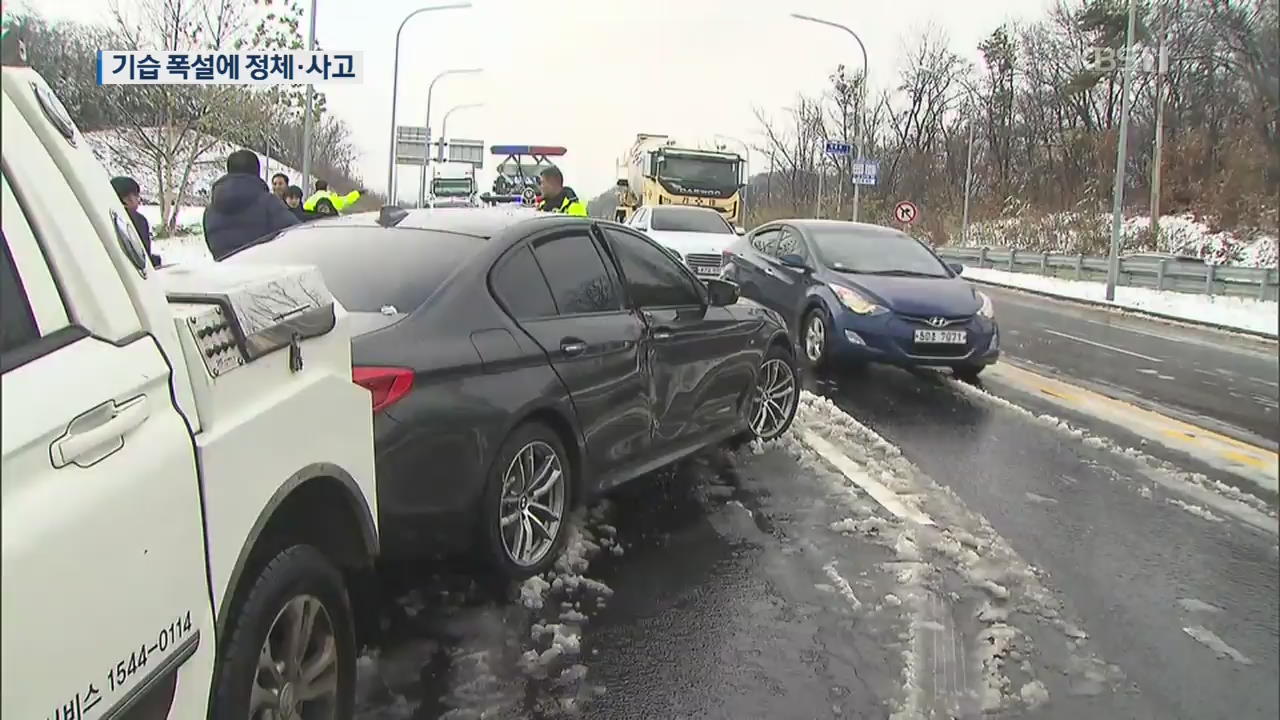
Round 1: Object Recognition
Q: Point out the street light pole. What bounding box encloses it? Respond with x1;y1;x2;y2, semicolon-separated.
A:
792;13;868;222
438;102;485;162
300;0;318;189
418;68;482;208
1106;0;1138;302
385;2;471;205
957;80;979;245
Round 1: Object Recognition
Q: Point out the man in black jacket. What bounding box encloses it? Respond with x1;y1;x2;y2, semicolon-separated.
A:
203;149;298;260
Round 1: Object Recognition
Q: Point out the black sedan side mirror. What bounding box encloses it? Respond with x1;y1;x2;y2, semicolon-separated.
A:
948;262;964;274
778;253;811;271
704;277;740;307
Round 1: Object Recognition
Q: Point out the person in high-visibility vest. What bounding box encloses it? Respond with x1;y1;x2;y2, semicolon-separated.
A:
534;166;587;216
303;180;361;216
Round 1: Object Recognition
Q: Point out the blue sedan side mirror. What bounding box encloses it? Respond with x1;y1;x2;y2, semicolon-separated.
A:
948;262;964;275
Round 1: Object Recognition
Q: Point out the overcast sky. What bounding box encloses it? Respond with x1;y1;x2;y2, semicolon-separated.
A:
28;0;1054;202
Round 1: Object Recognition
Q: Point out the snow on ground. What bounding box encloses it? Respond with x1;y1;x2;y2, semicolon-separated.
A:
965;212;1279;269
947;376;1278;531
962;265;1279;336
756;391;1126;717
153;232;213;266
138;204;205;234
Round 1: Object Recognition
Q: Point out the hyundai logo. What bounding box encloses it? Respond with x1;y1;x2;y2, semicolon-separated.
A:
926;316;948;328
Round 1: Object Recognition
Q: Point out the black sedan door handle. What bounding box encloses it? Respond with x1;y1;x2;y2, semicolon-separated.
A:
651;328;673;341
560;338;588;356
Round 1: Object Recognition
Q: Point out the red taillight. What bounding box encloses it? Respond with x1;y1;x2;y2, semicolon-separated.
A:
352;366;414;413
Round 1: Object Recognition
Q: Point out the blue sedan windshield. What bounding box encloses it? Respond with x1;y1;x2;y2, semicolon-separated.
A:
809;226;950;278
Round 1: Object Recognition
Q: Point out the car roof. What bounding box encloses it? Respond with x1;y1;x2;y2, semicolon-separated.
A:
770;219;915;238
308;206;551;238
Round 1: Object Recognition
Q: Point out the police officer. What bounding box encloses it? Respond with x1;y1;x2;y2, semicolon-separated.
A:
535;166;587;216
303;180;362;216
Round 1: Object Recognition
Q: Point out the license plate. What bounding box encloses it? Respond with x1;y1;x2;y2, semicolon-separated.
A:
693;265;720;276
914;329;966;344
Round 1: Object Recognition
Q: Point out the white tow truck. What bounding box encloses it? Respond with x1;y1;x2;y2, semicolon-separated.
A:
0;65;378;718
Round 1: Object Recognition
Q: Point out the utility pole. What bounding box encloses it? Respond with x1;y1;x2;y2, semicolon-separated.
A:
1149;0;1169;245
961;116;976;244
300;0;317;189
1106;0;1138;302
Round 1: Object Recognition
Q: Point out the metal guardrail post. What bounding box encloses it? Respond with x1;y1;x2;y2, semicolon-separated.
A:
1205;264;1216;296
1156;259;1167;291
979;247;988;268
1008;248;1017;271
1260;270;1270;301
1076;254;1084;280
1039;252;1049;275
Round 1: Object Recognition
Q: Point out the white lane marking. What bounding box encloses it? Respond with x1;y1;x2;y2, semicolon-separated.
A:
1076;316;1185;343
1182;626;1253;665
800;430;935;526
1042;329;1164;363
1137;368;1160;376
821;561;863;611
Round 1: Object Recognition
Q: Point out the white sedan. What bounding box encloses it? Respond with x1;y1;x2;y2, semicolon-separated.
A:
626;205;745;279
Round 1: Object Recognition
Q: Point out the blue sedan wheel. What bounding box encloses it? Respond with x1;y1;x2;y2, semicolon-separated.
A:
802;309;829;367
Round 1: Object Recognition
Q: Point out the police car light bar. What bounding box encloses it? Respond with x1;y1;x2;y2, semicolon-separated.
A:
489;145;567;157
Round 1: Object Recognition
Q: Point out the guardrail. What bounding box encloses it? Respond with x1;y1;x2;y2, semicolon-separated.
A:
936;246;1279;302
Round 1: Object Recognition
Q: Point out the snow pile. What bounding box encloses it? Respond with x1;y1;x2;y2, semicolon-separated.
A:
962;265;1278;336
965;211;1278;269
138;204;205;234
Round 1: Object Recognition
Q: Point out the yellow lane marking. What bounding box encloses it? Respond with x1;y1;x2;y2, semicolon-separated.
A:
986;362;1278;492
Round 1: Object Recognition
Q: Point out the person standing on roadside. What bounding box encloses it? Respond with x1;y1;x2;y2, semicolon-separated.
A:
534;166;587;216
110;175;158;264
284;185;319;222
203;149;298;260
271;172;290;201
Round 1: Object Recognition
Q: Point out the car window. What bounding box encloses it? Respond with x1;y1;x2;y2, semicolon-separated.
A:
602;227;704;308
530;231;622;315
490;245;557;320
809;225;951;277
751;228;780;255
650;207;733;234
775;227;805;259
630;209;648;228
227;225;485;313
0;236;39;357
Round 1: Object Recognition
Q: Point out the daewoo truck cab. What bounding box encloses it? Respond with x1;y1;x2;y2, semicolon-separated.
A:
0;61;377;719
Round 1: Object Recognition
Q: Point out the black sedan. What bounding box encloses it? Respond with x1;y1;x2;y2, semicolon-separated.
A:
227;207;799;577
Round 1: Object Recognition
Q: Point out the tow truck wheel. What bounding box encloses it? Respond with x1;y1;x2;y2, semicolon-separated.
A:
210;544;356;720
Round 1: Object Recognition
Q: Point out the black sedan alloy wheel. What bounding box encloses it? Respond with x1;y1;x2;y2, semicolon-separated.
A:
499;439;567;568
750;347;799;442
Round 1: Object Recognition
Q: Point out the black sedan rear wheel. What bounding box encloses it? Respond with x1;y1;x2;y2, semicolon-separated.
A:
749;345;799;442
481;422;573;578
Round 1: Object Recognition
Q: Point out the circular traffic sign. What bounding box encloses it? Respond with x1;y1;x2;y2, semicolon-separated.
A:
893;200;919;225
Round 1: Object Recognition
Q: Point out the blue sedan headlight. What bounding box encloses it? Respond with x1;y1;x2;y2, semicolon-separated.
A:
829;284;886;315
977;291;994;319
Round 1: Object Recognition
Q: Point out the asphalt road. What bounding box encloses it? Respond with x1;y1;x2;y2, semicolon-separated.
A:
354;290;1278;720
980;284;1279;446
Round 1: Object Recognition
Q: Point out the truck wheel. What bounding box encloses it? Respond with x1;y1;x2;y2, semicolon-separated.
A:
210;545;356;720
480;421;573;579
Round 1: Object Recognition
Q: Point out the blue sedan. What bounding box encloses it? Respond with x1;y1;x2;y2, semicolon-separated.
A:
723;220;999;379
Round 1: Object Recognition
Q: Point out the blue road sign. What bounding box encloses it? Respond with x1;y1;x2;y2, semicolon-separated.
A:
824;140;852;156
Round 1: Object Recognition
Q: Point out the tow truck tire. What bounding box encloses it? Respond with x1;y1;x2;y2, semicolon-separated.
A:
210;544;356;720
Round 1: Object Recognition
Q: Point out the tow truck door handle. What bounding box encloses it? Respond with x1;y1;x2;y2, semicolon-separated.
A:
51;396;151;469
